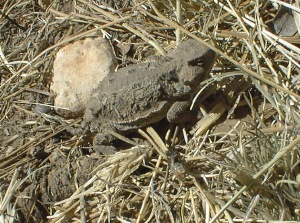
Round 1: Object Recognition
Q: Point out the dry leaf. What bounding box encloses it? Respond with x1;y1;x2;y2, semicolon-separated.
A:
272;6;297;36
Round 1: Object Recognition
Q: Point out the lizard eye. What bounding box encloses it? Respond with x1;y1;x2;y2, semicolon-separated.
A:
188;58;204;67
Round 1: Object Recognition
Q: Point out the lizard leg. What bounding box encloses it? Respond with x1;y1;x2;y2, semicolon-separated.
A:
93;130;139;155
93;132;117;155
167;101;192;123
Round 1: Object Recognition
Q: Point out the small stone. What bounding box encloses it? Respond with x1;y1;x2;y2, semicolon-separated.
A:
51;37;117;118
33;104;51;116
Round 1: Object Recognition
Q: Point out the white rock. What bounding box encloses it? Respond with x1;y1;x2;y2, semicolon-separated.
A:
51;37;117;118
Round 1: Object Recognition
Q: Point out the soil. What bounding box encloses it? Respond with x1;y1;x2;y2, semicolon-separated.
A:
17;153;104;222
0;1;109;221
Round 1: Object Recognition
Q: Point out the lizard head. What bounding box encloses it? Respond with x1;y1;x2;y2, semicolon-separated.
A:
168;39;216;89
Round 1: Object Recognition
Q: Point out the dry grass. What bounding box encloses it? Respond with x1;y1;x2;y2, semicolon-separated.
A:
1;0;300;222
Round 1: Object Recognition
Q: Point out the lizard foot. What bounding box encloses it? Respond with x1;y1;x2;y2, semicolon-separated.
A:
93;132;117;155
